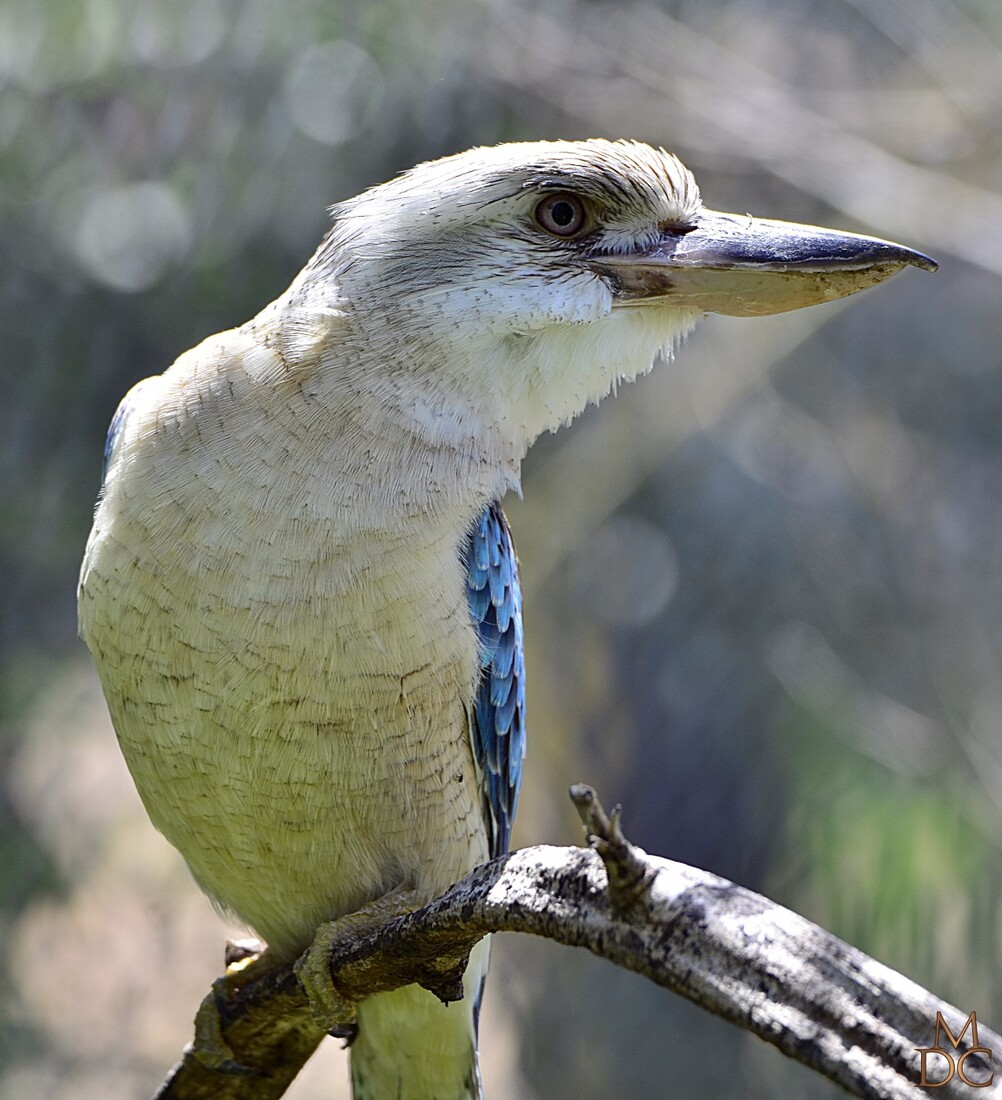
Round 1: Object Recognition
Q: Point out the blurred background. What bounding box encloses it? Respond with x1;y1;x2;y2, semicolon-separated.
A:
2;0;1001;1096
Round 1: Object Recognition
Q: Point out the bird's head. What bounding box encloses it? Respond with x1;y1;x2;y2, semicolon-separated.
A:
292;139;934;461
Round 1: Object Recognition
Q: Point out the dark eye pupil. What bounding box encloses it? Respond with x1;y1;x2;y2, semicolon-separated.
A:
551;201;575;226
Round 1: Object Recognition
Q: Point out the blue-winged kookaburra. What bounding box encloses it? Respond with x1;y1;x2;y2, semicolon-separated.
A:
77;139;935;1098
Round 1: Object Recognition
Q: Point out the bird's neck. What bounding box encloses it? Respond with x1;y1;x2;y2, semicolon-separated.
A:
244;291;525;536
264;261;700;529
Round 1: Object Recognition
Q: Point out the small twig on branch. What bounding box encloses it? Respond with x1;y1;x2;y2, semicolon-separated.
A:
569;782;657;913
157;787;1002;1100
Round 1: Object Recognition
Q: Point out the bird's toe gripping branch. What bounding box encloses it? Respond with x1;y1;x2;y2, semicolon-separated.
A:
191;947;282;1074
294;886;425;1035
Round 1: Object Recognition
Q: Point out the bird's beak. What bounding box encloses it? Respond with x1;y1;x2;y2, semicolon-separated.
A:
591;209;937;317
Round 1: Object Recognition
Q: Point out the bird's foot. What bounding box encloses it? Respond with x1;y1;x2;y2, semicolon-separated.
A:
295;886;423;1034
191;944;272;1073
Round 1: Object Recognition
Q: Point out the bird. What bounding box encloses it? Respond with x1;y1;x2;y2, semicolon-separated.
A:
77;139;935;1099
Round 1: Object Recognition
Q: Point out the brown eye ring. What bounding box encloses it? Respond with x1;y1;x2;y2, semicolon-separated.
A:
534;192;588;238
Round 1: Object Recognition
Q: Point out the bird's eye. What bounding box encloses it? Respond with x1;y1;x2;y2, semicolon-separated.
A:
534;193;589;238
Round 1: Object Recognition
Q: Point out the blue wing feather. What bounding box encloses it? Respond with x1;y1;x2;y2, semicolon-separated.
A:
100;379;153;489
101;395;131;484
464;502;526;859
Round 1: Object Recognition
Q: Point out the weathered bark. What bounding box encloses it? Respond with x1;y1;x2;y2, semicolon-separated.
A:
156;787;1001;1100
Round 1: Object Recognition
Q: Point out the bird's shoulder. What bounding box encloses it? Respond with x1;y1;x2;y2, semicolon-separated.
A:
97;294;350;488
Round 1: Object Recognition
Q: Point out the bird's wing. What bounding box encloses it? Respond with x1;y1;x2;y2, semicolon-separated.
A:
464;502;526;858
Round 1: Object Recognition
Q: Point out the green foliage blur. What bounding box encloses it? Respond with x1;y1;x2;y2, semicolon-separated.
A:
3;0;1001;1096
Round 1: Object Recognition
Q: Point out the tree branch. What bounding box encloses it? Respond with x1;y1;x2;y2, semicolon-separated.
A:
157;788;1001;1100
